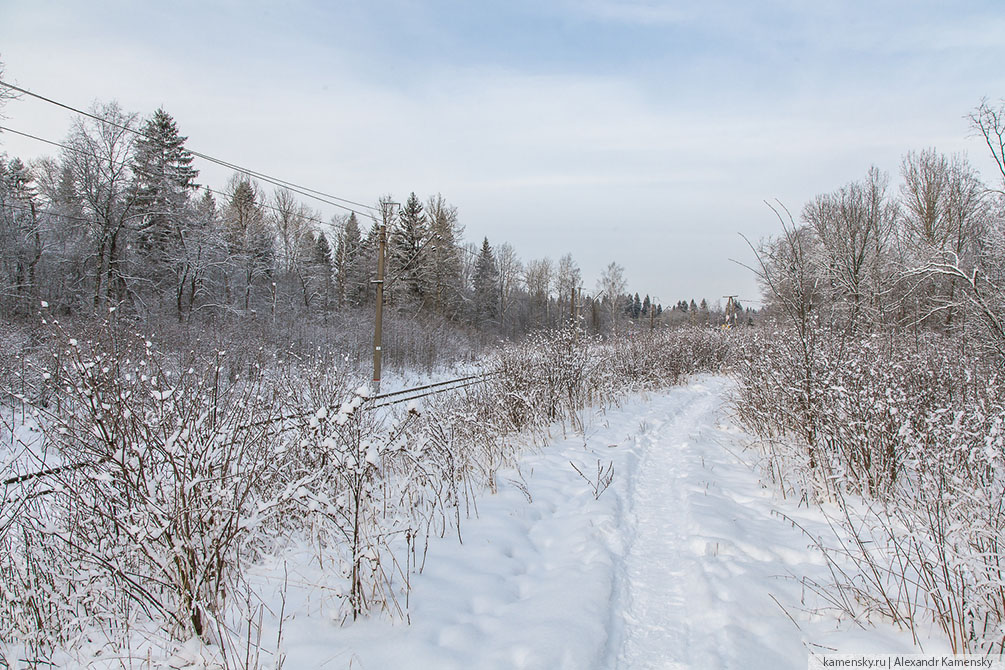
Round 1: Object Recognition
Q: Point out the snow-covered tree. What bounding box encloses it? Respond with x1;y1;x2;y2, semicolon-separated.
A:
496;242;523;331
271;187;313;275
132;109;198;257
61;101;139;311
801;166;898;331
426;193;464;319
387;192;430;309
899;150;990;331
524;257;554;328
556;253;581;325
222;174;272;310
473;237;499;325
0;157;42;315
131;108;200;313
309;230;333;310
335;212;367;308
596;261;626;334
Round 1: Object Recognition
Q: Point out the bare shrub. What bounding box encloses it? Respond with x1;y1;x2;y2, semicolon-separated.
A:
734;325;1005;653
3;322;301;660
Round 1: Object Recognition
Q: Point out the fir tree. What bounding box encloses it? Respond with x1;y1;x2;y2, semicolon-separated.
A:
335;212;364;307
132;109;198;263
427;193;463;319
311;232;333;309
698;298;710;325
473;237;499;324
388;192;430;308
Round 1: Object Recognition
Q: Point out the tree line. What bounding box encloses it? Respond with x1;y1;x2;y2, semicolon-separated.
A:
755;100;1005;358
0;94;733;342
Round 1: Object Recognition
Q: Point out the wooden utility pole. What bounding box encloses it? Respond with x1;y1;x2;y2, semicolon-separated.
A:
372;223;387;394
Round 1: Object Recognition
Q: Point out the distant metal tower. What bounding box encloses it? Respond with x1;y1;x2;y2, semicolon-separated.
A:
723;295;739;329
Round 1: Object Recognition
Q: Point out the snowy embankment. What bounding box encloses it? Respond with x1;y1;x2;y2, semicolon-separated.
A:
233;375;938;669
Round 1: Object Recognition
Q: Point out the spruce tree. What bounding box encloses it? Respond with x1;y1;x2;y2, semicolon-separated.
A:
311;232;333;309
132;109;198;263
473;237;499;325
388;192;430;308
427;193;463;319
131;109;200;314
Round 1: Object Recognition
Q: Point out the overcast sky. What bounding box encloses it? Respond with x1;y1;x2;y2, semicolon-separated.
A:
2;1;1004;307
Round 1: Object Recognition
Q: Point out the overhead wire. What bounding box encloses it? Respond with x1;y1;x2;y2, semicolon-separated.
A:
0;123;394;295
1;199;95;227
0;123;372;231
3;370;501;485
0;79;379;217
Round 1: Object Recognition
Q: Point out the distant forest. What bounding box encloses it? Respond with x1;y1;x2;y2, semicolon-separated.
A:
0;85;745;363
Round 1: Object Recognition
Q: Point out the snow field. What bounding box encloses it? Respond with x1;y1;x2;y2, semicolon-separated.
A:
238;375;940;669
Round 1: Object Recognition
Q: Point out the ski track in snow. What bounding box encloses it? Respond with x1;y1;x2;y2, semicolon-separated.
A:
215;376;939;668
614;377;819;669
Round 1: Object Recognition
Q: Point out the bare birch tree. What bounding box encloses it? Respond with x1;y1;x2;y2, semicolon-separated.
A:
596;261;627;335
61;101;139;312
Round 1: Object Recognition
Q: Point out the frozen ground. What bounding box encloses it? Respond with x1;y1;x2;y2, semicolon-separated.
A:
226;374;942;670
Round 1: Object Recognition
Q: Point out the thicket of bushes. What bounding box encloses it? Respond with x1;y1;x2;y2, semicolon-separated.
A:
0;320;727;667
734;325;1005;653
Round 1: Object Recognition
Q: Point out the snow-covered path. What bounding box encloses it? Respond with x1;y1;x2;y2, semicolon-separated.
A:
616;381;727;669
253;375;929;669
614;377;820;669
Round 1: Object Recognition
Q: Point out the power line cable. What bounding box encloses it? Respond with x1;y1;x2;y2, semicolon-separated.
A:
0;125;87;155
2;200;94;226
0;123;366;231
0;79;379;217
